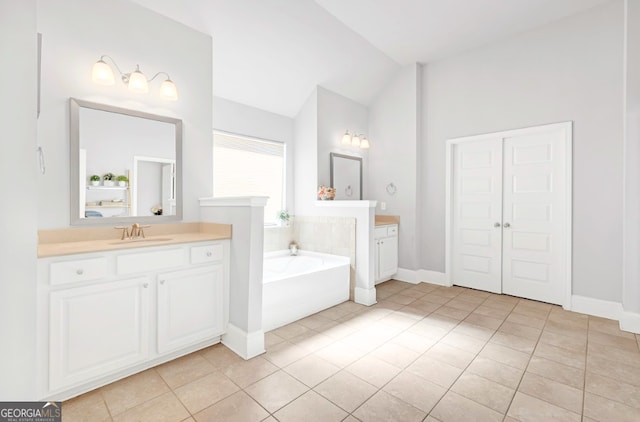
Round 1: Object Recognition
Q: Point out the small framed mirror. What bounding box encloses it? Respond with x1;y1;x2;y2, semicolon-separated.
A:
70;98;182;225
330;152;363;200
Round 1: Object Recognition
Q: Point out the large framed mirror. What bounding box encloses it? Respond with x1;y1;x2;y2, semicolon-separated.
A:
70;98;182;225
330;152;363;200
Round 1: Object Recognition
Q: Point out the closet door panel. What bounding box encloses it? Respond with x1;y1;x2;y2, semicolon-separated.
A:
502;129;567;305
451;139;503;293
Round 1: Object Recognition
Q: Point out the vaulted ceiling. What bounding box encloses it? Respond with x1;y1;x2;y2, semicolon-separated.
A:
130;0;614;117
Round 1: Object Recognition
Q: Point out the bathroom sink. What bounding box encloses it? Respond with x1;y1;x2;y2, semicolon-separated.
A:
109;237;173;245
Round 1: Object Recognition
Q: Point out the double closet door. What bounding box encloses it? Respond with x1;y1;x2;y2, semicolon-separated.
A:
449;123;571;305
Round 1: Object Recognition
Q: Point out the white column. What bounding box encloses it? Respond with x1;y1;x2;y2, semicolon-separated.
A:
200;196;268;358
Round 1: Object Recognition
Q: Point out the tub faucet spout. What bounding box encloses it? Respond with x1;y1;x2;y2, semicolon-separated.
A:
289;241;298;256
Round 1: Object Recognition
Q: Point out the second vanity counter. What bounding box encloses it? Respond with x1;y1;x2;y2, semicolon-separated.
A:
375;214;400;227
38;222;232;257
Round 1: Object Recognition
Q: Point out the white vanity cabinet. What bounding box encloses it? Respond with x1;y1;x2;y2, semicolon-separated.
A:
37;240;229;400
49;276;151;391
157;265;224;354
374;224;399;283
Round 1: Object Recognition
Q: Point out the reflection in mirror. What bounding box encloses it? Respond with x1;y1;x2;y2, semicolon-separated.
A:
132;156;176;216
70;98;182;225
330;153;363;200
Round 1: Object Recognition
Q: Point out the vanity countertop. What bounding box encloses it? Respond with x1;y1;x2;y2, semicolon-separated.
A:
38;222;231;257
375;215;400;226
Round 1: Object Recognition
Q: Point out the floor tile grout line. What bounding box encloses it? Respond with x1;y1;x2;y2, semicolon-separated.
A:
500;304;552;419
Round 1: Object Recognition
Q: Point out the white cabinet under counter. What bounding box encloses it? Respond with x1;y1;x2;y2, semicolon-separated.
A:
374;224;399;284
37;239;230;401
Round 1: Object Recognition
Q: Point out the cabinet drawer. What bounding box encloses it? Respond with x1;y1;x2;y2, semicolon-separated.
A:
117;248;184;275
50;257;107;286
387;225;398;236
191;243;224;264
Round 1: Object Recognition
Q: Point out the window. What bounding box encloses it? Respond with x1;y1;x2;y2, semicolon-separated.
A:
213;131;285;224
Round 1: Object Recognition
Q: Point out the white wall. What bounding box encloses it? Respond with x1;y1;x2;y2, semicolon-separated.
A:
368;64;422;270
37;0;213;228
293;89;318;215
213;96;294;211
421;1;624;302
623;0;640;317
0;0;38;399
317;87;369;196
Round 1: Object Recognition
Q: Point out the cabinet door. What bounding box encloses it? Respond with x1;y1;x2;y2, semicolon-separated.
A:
49;277;150;391
157;265;224;354
378;236;398;280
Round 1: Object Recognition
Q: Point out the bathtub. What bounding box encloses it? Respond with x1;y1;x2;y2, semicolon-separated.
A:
262;250;350;332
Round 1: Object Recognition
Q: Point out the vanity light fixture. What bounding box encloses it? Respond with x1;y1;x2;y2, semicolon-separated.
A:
340;130;370;149
341;131;352;145
91;55;178;101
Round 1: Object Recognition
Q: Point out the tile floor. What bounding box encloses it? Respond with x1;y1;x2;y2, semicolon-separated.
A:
63;280;640;421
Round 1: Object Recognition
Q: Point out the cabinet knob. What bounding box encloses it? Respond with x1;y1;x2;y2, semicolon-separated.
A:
160;280;165;285
142;283;149;288
494;222;501;228
76;269;84;275
503;222;511;228
206;251;212;257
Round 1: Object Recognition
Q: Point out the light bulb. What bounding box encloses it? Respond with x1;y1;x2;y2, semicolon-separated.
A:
351;134;361;147
128;66;149;94
360;137;370;149
91;59;115;86
341;131;352;145
160;78;178;101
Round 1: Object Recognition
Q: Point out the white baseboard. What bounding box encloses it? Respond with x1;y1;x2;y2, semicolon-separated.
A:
222;324;265;360
620;311;640;334
394;268;419;284
570;295;623;321
354;286;377;306
394;268;449;286
418;270;448;286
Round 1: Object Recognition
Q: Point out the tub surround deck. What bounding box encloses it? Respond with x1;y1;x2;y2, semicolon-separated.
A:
38;222;232;257
375;214;400;226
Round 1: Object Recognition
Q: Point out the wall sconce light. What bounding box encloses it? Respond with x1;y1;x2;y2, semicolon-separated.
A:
91;55;178;101
340;130;370;149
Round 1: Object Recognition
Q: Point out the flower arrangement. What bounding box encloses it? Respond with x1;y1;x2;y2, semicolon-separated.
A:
317;185;336;200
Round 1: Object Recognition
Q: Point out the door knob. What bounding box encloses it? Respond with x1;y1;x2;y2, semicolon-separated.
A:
503;222;511;228
494;222;501;228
